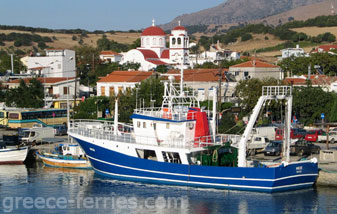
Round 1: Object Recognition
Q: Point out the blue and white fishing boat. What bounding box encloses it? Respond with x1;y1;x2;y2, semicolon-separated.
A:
68;70;318;193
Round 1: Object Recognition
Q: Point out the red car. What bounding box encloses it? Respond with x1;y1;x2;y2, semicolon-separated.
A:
275;128;307;141
305;130;324;142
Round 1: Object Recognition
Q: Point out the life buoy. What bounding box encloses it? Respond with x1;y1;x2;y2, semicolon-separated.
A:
162;108;172;119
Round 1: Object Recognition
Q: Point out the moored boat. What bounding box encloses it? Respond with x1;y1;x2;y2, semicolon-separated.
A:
0;145;29;164
68;70;318;193
36;143;91;169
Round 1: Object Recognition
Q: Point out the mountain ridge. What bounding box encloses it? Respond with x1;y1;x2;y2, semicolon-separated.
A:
162;0;329;30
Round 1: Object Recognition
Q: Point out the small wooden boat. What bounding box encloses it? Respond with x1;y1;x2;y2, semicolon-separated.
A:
36;143;91;169
0;146;29;164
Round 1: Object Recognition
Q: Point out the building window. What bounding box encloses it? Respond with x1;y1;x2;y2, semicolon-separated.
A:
159;38;163;46
177;38;181;45
166;123;170;129
143;122;146;128
153;123;156;130
244;72;249;76
137;121;141;128
141;38;144;46
101;86;105;96
153;38;156;45
235;71;239;76
172;38;176;45
146;38;149;45
58;64;61;69
109;87;114;96
118;87;123;93
63;87;68;95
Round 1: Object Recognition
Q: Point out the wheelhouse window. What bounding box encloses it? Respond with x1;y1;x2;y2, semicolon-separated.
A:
136;149;157;161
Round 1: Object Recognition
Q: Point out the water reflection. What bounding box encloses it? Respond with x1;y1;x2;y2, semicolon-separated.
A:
0;164;336;214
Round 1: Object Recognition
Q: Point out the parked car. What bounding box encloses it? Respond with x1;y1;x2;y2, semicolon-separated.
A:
53;125;67;136
275;128;307;141
247;135;270;155
290;139;321;156
264;141;282;156
305;130;325;142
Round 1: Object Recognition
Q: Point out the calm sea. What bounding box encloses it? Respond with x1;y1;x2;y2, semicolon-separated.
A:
0;163;336;214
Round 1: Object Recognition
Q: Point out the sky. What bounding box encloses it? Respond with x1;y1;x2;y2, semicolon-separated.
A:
0;0;223;31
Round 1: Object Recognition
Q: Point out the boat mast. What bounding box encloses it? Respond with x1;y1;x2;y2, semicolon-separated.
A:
180;62;184;96
212;87;217;141
114;98;118;136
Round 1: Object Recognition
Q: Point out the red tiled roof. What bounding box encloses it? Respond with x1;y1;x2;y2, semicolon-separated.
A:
146;59;167;65
173;26;186;31
138;49;159;59
98;71;153;83
141;26;166;36
284;75;337;85
231;60;279;68
160;50;169;59
167;69;228;82
8;77;75;84
45;48;64;51
30;66;48;70
312;44;337;53
100;51;120;56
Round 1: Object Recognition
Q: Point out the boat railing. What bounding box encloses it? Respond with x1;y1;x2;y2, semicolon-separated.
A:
193;134;241;148
262;86;292;97
69;120;241;150
134;107;198;121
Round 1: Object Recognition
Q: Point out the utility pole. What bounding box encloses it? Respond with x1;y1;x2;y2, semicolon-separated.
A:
10;54;14;74
73;69;78;118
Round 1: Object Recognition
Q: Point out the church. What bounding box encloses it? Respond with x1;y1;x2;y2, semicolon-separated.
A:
120;20;190;71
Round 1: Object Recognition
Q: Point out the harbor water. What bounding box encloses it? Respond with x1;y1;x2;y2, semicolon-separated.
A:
0;163;337;214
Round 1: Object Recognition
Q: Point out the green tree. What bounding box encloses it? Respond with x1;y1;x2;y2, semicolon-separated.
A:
234;78;280;114
0;51;25;74
5;78;44;108
74;96;110;119
241;33;253;42
293;86;333;125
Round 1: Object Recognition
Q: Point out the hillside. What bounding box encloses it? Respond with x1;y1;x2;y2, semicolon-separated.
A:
162;0;326;30
0;29;140;51
252;0;336;26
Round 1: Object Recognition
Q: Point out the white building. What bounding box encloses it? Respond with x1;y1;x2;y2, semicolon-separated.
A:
120;20;190;71
167;69;237;102
190;41;240;68
99;51;122;63
280;44;308;60
21;49;76;78
4;77;80;108
229;60;282;81
97;71;153;96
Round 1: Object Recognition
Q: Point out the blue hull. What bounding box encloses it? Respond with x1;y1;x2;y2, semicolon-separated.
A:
74;137;318;193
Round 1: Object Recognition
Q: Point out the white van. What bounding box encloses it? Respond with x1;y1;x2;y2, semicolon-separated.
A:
253;126;277;141
21;127;55;144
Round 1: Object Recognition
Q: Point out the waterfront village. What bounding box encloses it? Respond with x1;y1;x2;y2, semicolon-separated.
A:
1;20;337;191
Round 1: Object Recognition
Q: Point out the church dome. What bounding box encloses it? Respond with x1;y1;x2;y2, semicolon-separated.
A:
141;26;166;36
172;25;186;31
